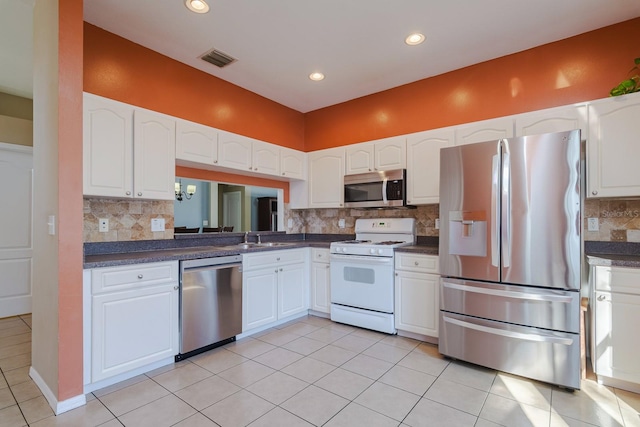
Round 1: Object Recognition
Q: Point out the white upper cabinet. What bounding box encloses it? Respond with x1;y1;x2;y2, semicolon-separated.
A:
217;130;253;171
217;130;280;177
175;119;218;166
406;127;454;205
280;147;306;180
133;110;176;200
83;94;134;198
308;147;345;208
252;141;280;176
83;93;175;200
515;104;587;138
345;136;406;175
455;117;514;145
587;93;640;198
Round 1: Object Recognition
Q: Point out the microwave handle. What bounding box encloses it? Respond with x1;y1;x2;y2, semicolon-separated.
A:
382;176;388;204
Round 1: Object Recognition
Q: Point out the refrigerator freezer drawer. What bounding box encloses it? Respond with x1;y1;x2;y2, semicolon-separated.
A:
439;312;580;389
441;278;580;333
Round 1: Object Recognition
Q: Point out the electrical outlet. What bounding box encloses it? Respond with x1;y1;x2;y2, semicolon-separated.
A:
287;218;293;228
151;218;165;232
98;218;108;233
587;217;599;232
338;219;345;228
435;219;440;230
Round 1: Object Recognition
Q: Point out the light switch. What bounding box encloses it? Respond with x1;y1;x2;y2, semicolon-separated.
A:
435;219;440;230
151;218;165;232
287;218;293;228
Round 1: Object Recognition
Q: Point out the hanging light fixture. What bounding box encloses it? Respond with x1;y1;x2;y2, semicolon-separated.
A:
175;180;196;202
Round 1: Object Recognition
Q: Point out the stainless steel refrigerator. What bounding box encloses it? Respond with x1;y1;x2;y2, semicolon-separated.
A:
438;129;582;390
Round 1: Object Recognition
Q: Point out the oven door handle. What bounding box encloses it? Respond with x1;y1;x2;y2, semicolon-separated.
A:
330;254;394;265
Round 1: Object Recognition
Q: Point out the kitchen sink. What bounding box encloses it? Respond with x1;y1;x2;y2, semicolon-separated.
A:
257;242;294;247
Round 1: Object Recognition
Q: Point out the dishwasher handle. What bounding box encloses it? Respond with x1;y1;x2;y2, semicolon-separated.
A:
181;255;242;271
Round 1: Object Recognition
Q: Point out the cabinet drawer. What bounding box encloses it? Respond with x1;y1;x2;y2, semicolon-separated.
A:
593;265;640;295
395;253;438;274
91;261;179;294
243;249;306;270
311;248;330;263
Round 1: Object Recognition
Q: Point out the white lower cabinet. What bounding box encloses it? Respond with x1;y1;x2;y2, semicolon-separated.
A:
310;248;331;314
591;264;640;391
88;261;179;384
242;249;308;332
394;253;439;338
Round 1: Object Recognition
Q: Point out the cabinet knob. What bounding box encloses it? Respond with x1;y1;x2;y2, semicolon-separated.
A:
282;172;285;175
137;192;142;196
592;190;598;196
275;269;278;273
214;160;218;164
137;274;143;279
326;265;330;269
395;273;398;276
174;286;179;290
279;268;283;272
249;166;253;170
277;257;280;261
414;261;419;266
126;191;131;196
597;294;606;301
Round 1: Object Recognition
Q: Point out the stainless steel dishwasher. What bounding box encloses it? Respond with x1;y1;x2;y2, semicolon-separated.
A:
177;255;242;361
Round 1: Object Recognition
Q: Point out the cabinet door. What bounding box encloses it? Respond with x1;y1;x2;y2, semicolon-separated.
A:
92;283;178;382
308;148;345;208
406;128;454;205
374;137;406;171
252;141;280;176
218;130;253;171
175;119;218;165
280;147;306;180
345;143;374;175
588;93;640;198
515;104;587;138
594;290;640;384
310;261;331;313
394;271;439;337
278;263;308;319
455;117;514;146
83;94;134;198
133;110;176;200
242;268;278;331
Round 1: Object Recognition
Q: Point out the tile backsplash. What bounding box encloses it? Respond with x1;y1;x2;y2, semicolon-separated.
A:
285;204;440;236
84;198;174;242
83;197;640;243
584;199;640;242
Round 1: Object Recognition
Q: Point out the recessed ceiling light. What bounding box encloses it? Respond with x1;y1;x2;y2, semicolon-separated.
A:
405;33;425;46
185;0;210;13
309;72;325;81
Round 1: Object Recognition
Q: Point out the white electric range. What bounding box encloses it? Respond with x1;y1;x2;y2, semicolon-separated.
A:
329;218;416;333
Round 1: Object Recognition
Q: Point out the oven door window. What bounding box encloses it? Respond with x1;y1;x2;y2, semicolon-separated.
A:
343;266;375;284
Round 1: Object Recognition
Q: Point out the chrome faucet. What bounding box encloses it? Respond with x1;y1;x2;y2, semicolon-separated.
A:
256;234;262;244
244;231;250;244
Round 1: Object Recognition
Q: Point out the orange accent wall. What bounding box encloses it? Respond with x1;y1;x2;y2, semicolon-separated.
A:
58;0;84;400
304;18;640;151
83;24;305;151
176;166;290;203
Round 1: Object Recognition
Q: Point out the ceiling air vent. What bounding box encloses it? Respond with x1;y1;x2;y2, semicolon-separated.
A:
200;49;236;68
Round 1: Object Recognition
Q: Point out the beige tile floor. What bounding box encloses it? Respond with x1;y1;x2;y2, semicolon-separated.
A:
1;313;640;426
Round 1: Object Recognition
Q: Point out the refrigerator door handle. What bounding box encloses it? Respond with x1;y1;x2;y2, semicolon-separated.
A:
491;154;500;267
442;281;575;303
443;316;575;346
501;150;511;268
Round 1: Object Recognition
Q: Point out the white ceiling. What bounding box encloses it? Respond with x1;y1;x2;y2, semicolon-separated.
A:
3;1;640;112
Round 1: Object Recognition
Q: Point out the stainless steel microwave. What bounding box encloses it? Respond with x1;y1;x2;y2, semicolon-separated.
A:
343;169;409;208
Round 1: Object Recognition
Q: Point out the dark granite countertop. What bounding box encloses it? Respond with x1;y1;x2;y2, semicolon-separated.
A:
396;245;439;255
584;241;640;268
84;233;346;269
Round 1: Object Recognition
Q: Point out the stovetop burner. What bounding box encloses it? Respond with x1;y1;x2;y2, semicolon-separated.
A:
377;241;405;245
340;240;372;244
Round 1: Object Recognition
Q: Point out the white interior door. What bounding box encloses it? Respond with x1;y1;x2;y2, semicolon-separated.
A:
0;142;33;317
223;191;242;231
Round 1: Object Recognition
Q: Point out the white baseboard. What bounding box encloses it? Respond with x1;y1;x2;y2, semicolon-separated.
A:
29;366;87;415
